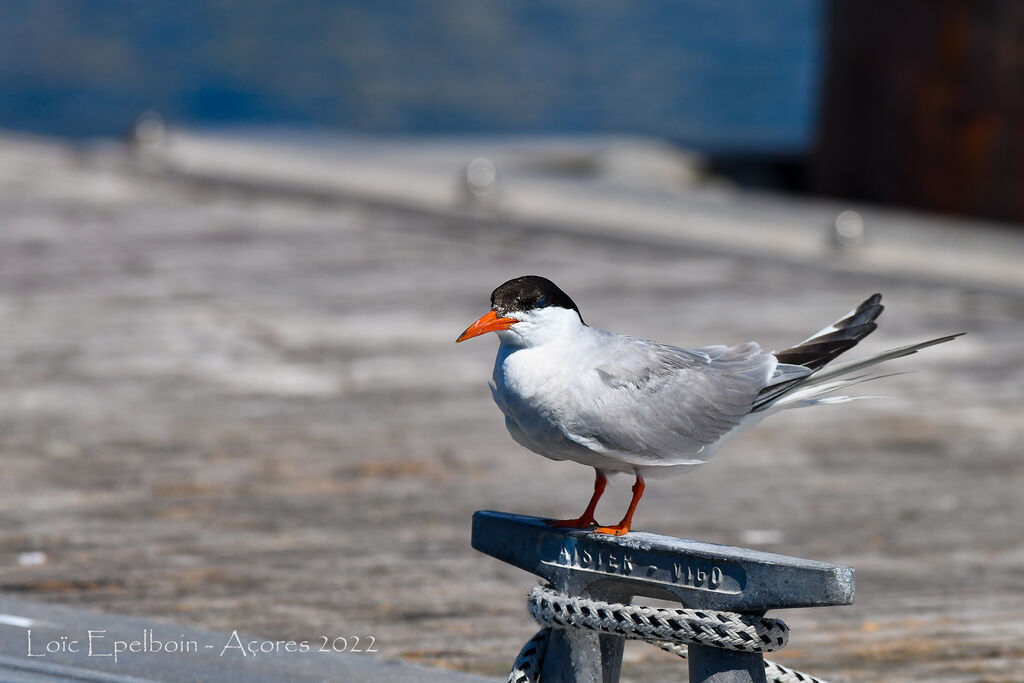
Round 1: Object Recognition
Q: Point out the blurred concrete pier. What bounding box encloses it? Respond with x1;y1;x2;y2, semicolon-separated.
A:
1;131;1023;681
156;130;1024;297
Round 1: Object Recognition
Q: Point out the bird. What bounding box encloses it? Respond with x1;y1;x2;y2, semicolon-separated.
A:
456;275;962;536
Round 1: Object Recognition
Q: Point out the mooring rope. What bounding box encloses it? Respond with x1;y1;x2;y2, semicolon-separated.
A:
508;585;829;683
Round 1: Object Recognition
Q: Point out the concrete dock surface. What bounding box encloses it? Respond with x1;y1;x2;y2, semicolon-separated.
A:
1;132;1022;681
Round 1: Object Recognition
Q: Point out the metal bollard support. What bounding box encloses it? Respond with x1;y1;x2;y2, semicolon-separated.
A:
687;644;766;683
472;511;855;683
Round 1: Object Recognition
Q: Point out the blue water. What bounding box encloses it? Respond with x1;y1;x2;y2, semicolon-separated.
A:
0;0;822;154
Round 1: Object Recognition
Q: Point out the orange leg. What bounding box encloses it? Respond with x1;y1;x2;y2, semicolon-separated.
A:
546;470;607;529
595;474;645;536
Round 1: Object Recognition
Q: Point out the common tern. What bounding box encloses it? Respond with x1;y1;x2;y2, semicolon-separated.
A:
457;275;961;535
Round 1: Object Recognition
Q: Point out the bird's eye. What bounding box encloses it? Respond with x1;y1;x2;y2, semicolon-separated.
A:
536;296;548;307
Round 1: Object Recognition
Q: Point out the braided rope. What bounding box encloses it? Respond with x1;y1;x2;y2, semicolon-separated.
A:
528;585;788;652
508;628;550;683
509;585;829;683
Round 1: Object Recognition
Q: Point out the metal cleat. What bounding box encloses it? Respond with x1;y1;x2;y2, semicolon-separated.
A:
473;510;855;683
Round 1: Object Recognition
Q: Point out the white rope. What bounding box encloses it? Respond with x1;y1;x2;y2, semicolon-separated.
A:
508;627;550;683
528;585;788;652
508;585;830;683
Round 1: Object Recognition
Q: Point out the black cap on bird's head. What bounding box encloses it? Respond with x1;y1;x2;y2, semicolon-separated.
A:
490;275;583;320
456;275;583;342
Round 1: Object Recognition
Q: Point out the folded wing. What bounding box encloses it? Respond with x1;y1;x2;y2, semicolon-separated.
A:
565;339;778;465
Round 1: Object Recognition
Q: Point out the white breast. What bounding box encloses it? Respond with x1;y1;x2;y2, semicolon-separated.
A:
489;324;630;470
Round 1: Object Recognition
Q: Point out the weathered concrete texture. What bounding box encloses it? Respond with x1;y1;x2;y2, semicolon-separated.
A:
0;135;1023;682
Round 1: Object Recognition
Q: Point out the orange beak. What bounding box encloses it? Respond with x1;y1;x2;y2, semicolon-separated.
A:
456;310;517;343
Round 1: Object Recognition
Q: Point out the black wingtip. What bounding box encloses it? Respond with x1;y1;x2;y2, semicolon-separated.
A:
774;294;886;371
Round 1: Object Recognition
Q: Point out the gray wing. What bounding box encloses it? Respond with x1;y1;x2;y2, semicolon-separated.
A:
566;338;780;465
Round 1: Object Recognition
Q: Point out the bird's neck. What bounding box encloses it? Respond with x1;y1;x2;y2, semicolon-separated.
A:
495;307;590;349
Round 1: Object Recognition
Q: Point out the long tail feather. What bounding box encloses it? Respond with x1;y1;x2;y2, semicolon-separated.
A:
770;371;907;409
752;290;963;413
799;333;964;386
